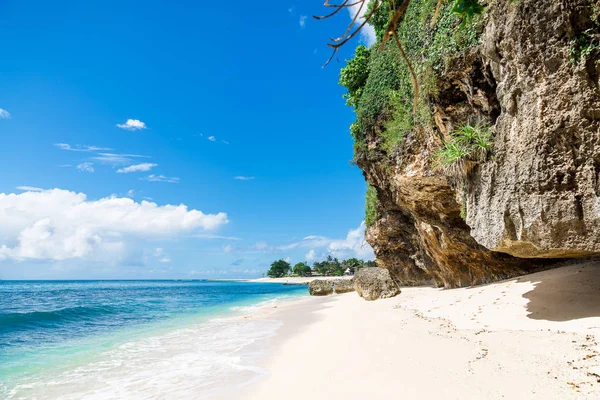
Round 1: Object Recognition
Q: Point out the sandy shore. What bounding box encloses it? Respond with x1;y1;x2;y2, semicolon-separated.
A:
247;276;354;284
241;262;600;399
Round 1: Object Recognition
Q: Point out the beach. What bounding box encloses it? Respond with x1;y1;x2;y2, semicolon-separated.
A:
242;262;600;399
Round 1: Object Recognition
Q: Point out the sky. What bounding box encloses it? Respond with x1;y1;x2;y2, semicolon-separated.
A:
0;1;377;279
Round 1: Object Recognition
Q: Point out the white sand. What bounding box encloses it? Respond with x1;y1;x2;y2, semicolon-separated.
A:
242;262;600;399
247;276;353;284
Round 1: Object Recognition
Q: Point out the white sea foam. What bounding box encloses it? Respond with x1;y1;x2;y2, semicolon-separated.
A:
3;301;290;399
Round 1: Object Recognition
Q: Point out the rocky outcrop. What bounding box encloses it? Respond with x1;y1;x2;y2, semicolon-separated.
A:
359;0;599;288
332;279;355;294
308;278;356;295
354;268;400;301
308;279;334;296
467;0;600;258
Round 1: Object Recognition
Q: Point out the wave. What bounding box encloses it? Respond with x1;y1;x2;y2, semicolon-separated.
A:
0;305;117;330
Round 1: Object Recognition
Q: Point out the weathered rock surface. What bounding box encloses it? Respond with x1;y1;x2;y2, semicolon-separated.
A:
308;279;334;296
308;279;356;295
360;0;598;287
354;268;400;301
332;278;355;294
468;0;600;258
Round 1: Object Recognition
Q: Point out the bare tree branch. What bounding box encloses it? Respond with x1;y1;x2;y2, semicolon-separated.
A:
431;0;444;26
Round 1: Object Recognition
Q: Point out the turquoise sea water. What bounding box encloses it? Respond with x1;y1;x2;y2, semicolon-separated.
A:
0;280;308;399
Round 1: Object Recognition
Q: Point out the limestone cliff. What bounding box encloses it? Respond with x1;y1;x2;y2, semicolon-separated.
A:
349;0;600;288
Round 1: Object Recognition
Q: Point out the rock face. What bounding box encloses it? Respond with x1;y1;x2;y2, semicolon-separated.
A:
308;279;333;296
354;268;400;301
359;0;599;288
332;279;355;294
467;0;600;258
308;278;356;296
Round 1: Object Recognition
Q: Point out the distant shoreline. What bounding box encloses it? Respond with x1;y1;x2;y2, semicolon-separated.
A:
245;276;354;284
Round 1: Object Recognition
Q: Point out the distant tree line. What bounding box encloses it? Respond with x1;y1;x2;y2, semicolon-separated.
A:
266;256;377;278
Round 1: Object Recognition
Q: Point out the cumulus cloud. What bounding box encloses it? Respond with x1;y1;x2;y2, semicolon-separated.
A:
208;136;216;142
325;221;373;259
117;119;147;131
348;1;376;46
0;189;228;262
0;108;11;119
158;257;171;263
299;15;307;28
16;186;44;192
224;223;374;260
305;249;316;262
117;163;158;173
76;162;95;173
234;176;255;181
141;174;180;183
54;143;113;152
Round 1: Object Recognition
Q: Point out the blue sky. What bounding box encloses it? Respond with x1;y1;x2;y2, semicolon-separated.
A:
0;1;376;279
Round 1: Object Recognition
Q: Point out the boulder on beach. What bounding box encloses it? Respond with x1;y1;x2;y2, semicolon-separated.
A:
332;278;354;294
308;279;333;296
354;268;400;301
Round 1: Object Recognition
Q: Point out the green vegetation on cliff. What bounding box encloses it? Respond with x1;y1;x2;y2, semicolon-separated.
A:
434;122;493;179
338;0;484;226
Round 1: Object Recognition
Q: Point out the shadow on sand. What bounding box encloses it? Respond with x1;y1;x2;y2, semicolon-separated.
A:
520;261;600;322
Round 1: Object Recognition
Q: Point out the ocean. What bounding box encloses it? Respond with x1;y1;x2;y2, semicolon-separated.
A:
0;280;308;399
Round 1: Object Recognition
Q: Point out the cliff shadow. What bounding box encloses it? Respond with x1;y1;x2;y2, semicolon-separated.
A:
520;260;600;322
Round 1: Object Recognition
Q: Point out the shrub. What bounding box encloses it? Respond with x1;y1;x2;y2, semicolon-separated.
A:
339;45;371;108
434;122;493;178
365;184;380;227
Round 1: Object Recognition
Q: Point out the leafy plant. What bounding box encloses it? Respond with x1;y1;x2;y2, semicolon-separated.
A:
339;45;371;108
434;122;493;177
365;184;380;227
569;3;600;63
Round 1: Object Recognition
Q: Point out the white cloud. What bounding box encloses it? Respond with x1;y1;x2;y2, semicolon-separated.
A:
54;143;112;152
117;119;147;131
77;162;95;173
127;189;136;198
208;136;216;142
16;186;44;192
305;249;317;262
0;189;228;262
141;174;180;183
299;15;307;28
193;234;241;240
159;257;171;263
222;140;230;145
0;108;10;119
348;1;376;46
234;176;255;181
326;221;374;259
117;163;158;173
91;153;150;166
228;223;373;260
223;245;233;254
